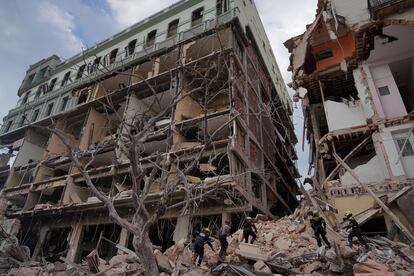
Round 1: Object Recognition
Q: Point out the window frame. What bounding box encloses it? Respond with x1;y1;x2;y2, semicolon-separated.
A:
32;109;40;122
60;96;69;111
167;19;179;38
45;102;54;117
191;7;204;27
61;71;72;87
146;30;157;47
109;48;119;64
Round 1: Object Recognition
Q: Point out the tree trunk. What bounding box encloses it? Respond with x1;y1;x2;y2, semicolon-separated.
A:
133;232;159;276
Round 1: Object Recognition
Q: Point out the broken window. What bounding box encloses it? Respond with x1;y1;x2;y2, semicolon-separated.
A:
103;54;110;67
93;56;101;71
38;67;47;79
5;120;13;132
396;137;414;157
45;103;54;116
60;96;69;111
61;71;71;87
78;224;122;262
22;91;30;105
40;228;71;262
109;48;118;64
217;0;229;15
41;83;49;95
146;30;157;47
126;39;137;56
191;8;204;27
27;73;35;84
77;88;90;104
76;64;86;79
167;19;179;38
35;90;41;100
32;109;40;122
49;78;57;92
19;114;26;127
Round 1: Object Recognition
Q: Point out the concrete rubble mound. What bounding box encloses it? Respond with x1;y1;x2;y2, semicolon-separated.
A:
2;203;414;275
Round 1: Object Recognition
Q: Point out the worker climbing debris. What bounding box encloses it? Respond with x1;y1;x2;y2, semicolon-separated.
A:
343;211;369;250
243;216;257;244
193;227;215;266
219;220;231;258
309;210;331;249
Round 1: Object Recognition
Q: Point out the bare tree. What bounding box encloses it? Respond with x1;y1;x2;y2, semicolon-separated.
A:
36;36;235;275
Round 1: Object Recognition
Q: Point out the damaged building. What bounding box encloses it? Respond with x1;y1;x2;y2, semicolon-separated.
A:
0;0;299;265
285;0;414;242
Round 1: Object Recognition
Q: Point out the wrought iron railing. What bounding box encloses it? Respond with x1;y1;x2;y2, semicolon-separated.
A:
368;0;413;19
2;8;239;134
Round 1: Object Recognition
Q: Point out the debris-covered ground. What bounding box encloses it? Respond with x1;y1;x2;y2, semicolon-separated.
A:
2;203;414;275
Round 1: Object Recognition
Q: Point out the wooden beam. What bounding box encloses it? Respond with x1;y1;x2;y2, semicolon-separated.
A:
299;180;341;234
321;135;371;190
333;153;414;242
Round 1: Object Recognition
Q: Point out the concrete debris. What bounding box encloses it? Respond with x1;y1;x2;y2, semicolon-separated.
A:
155;249;173;273
354;259;395;275
253;260;272;273
2;202;414;275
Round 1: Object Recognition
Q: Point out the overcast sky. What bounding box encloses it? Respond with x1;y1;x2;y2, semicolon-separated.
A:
0;0;317;177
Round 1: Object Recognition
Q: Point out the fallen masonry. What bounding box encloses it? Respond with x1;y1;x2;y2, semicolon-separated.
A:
2;202;414;275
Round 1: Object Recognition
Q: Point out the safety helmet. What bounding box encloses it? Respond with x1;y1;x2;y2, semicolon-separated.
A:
312;210;318;216
246;216;252;221
344;211;352;218
202;227;211;234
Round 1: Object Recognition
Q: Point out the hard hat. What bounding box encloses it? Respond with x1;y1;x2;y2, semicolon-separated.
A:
312;210;318;216
344;211;352;218
246;216;252;221
202;227;211;234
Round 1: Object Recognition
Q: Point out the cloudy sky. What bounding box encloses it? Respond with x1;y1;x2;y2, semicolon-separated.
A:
0;0;317;177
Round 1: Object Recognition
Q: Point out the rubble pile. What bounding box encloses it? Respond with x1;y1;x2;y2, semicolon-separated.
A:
2;203;414;275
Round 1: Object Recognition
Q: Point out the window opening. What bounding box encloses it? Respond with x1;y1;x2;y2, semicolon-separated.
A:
191;8;204;27
60;96;69;111
32;109;40;122
146;30;157;47
167;20;179;38
46;103;54;116
126;39;137;56
49;78;57;92
109;48;118;64
61;72;71;87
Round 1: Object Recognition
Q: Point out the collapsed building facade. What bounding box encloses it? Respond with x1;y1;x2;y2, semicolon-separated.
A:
285;0;414;242
0;0;299;264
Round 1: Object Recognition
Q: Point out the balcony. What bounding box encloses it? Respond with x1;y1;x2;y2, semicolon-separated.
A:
2;8;238;126
368;0;414;19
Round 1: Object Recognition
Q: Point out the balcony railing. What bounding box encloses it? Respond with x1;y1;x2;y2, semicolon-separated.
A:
2;8;239;131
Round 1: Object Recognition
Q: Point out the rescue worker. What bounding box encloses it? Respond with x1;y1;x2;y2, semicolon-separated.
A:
343;211;369;249
219;220;231;258
243;217;257;244
194;227;215;265
308;210;331;249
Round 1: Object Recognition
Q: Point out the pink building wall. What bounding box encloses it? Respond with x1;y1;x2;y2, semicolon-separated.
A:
368;64;407;119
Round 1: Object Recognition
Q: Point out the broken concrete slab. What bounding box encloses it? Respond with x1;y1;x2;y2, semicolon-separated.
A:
154;250;172;273
273;237;292;251
264;232;273;242
302;260;322;274
354;259;394;275
253;260;272;273
236;243;269;261
340;245;358;259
